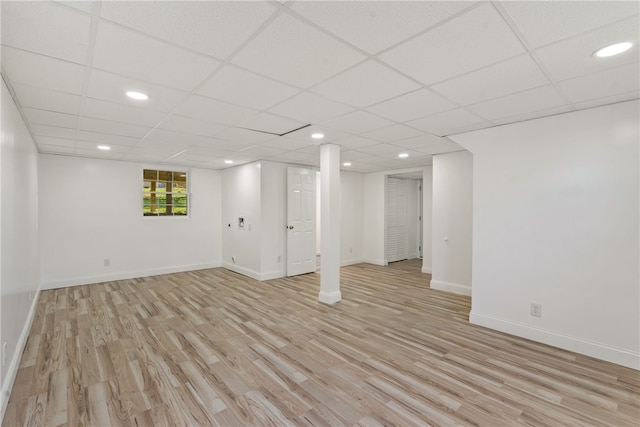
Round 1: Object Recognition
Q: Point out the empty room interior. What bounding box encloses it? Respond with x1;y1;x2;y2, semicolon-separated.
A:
1;1;639;426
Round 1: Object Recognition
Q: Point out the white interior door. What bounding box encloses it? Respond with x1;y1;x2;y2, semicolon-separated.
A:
385;177;408;263
287;167;316;276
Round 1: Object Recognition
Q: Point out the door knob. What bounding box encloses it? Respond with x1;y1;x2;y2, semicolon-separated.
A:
287;225;295;230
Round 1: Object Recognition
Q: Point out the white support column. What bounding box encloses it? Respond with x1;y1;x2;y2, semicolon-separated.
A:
319;143;341;305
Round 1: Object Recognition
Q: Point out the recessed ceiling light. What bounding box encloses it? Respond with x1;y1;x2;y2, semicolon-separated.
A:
224;160;234;164
593;42;633;58
311;133;325;139
97;145;111;151
343;162;352;166
126;91;149;100
398;153;409;158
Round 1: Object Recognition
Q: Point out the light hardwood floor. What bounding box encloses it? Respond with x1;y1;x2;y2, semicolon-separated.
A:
3;260;639;426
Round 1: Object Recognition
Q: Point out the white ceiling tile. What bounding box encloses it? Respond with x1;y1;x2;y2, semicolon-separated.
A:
158;115;228;137
75;148;125;160
535;17;639;81
359;143;403;155
360;124;423;143
312;60;420;108
415;140;465;155
38;144;75;155
267;92;355;124
1;1;90;63
213;127;277;144
143;129;207;146
365;89;457;122
22;108;78;129
332;135;380;151
83;98;165;127
35;136;76;148
239;113;306;135
1;47;85;95
197;65;299;110
558;63;640;103
432;54;549;105
239;145;288;157
282;126;348;144
290;1;474;54
100;1;277;59
196;137;255;152
54;1;93;14
31;124;77;139
340;150;376;161
468;85;567;121
93;22;220;91
231;13;366;88
380;3;526;85
77;130;140;146
391;134;450;149
263;137;315;151
407;108;487;136
321;111;394;134
79;117;152;138
173;95;257;126
12;84;81;115
492;105;574;126
502;1;639;48
87;69;188;112
572;90;639;111
75;140;131;152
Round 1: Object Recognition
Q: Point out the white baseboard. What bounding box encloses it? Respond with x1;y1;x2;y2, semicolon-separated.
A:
363;259;386;266
221;262;262;281
41;262;222;290
341;258;364;267
319;290;342;305
430;279;471;296
1;285;41;423
470;311;640;370
259;270;285;281
421;266;432;274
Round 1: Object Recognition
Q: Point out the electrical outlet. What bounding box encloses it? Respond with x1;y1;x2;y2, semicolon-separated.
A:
349;247;353;253
530;303;542;318
2;342;7;366
277;255;281;263
104;258;110;267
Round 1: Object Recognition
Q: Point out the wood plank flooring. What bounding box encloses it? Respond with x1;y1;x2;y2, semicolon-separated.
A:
3;260;639;426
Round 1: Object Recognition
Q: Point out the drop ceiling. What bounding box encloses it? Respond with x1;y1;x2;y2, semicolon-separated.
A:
1;1;638;173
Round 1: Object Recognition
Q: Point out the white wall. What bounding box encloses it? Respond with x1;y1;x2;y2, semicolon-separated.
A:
340;171;364;266
451;100;639;369
431;151;473;296
1;79;40;418
221;161;261;278
422;167;433;274
261;161;287;279
39;155;221;288
406;179;419;260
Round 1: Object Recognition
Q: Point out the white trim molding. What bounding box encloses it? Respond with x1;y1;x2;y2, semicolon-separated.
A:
319;290;342;305
1;285;41;421
430;279;471;296
470;311;640;370
421;266;432;274
41;262;222;290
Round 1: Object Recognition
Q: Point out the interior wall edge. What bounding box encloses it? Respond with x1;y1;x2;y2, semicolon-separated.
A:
470;311;640;370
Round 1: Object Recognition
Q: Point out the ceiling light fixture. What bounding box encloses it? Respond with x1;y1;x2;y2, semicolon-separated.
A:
224;160;234;164
593;42;633;58
311;133;325;139
398;153;409;158
343;162;352;167
97;145;111;151
126;91;149;100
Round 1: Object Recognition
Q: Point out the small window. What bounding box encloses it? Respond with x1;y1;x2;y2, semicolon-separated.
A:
143;169;188;216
